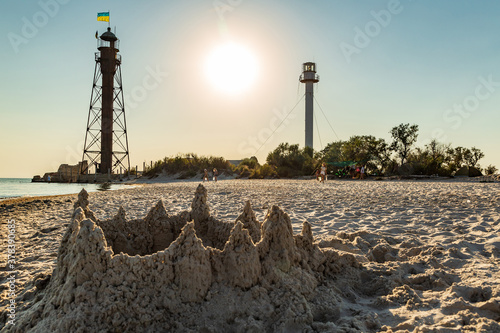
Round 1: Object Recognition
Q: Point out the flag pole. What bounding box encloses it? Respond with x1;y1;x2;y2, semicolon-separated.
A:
108;10;110;28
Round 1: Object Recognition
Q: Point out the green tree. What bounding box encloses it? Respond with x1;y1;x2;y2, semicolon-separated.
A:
236;156;260;178
319;137;391;175
238;156;260;169
424;139;449;175
319;141;345;163
446;146;466;172
266;143;316;177
342;136;372;162
463;147;484;168
407;147;426;174
390;123;419;166
343;136;390;172
372;139;393;175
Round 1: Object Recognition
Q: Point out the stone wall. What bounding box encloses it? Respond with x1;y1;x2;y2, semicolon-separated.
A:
57;161;88;182
34;161;89;182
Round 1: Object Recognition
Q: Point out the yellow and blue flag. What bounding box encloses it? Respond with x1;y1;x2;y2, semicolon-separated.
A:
97;12;109;22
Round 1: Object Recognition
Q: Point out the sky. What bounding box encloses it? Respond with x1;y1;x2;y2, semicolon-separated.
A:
1;0;500;177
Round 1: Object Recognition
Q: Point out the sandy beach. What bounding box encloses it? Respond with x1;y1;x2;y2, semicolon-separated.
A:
1;178;499;332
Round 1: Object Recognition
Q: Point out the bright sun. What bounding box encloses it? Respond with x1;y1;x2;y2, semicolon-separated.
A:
204;43;258;94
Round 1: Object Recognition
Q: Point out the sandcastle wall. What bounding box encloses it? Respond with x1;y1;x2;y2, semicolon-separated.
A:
10;185;361;332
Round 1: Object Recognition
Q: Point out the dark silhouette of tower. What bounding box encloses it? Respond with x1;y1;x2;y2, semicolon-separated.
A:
300;62;319;149
82;27;130;175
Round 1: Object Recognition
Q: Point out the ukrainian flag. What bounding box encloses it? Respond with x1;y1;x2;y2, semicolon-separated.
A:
97;12;109;22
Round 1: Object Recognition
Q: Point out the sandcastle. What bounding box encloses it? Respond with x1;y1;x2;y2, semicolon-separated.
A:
11;185;363;332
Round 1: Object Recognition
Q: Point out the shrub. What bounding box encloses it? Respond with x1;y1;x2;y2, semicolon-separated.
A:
260;164;278;178
249;164;278;179
177;169;198;179
236;165;251;178
144;154;234;178
485;164;498;175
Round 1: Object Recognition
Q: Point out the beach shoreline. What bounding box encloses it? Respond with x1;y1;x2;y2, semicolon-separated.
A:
0;175;491;205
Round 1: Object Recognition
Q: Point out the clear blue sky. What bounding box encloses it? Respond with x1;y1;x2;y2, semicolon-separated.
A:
1;0;499;177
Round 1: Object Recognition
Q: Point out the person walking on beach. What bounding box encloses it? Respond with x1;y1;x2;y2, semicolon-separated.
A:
213;168;218;182
203;169;209;182
360;165;365;180
320;162;327;183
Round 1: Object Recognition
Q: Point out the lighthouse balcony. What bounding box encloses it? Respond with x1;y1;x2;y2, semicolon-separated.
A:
300;73;319;83
97;38;120;51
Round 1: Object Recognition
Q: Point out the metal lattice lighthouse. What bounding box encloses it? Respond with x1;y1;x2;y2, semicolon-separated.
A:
300;62;319;149
82;27;130;174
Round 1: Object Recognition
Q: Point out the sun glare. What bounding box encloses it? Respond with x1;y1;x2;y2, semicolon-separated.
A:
204;43;258;94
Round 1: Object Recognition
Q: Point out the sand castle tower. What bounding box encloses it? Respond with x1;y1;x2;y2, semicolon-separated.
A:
81;27;130;175
300;62;319;149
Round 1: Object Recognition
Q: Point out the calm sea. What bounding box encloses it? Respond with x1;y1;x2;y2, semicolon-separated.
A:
0;178;128;200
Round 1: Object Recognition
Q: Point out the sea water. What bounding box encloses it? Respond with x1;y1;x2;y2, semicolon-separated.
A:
0;178;128;200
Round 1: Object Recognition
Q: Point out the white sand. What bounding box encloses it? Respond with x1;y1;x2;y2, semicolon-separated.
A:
1;179;499;332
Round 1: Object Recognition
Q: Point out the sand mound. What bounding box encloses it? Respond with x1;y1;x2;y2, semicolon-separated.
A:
10;185;365;332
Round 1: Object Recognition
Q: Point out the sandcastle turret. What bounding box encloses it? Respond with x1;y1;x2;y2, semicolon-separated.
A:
191;184;210;223
236;201;262;243
72;188;97;221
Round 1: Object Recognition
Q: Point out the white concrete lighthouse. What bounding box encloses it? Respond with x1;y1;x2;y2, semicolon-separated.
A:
300;62;319;149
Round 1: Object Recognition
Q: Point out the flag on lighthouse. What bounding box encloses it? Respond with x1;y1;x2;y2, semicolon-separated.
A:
97;12;110;22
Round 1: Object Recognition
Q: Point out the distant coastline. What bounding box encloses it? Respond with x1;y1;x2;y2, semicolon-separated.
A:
0;178;129;200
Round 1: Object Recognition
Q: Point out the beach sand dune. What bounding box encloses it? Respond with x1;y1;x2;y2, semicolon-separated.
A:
1;179;499;332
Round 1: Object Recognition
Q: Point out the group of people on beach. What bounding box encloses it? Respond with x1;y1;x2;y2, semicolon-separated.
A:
315;163;366;181
203;168;218;182
349;165;366;179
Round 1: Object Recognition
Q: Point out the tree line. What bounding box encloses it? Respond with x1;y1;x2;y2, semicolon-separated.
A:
239;123;496;178
144;123;496;179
